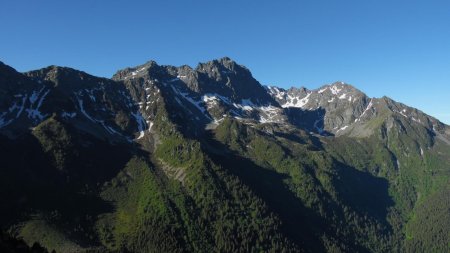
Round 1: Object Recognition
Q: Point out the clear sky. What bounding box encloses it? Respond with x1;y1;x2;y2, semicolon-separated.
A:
1;0;449;124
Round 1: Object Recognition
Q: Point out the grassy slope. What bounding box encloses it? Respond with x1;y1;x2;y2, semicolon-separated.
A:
324;116;450;252
212;119;394;253
1;104;449;252
1;103;299;252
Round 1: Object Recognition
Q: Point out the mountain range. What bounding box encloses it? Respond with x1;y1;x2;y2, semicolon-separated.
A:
0;57;449;253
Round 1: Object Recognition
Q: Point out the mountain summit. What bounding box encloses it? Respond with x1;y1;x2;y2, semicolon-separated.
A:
0;58;449;253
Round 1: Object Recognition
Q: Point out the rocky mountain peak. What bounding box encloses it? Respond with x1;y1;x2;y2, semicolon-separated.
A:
24;66;117;102
113;58;276;108
112;60;164;81
0;61;35;90
1;59;447;142
194;57;253;85
196;56;240;73
27;66;89;84
190;57;274;106
315;82;365;96
0;61;17;74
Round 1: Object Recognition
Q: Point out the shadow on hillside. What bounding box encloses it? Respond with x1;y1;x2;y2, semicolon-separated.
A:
199;127;396;252
200;132;328;252
0;126;135;245
285;107;334;136
273;130;325;151
333;159;394;224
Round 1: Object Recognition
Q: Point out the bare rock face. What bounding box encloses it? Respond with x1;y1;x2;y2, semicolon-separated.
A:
0;57;447;142
267;81;445;138
268;82;370;134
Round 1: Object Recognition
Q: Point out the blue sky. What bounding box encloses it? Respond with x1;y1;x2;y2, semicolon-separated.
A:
1;0;449;123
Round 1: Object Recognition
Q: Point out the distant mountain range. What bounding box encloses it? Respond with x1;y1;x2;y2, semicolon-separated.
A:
1;58;449;253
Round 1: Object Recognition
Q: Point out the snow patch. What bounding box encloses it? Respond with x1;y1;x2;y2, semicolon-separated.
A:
131;67;146;77
76;93;128;138
29;88;45;104
26;89;50;121
77;97;95;122
0;112;12;128
202;93;231;105
170;86;212;118
282;93;311;108
398;110;408;118
259;115;271;123
337;125;349;132
234;99;255;111
318;87;328;93
11;95;27;119
355;99;374;122
412;117;421;123
258;105;281;123
330;85;342;95
147;121;154;132
313;118;324;134
102;123;122;135
61;111;77;119
132;111;147;140
168;78;180;82
269;86;286;100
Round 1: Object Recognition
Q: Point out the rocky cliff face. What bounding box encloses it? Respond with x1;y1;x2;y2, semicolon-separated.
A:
2;58;447;143
267;82;447;138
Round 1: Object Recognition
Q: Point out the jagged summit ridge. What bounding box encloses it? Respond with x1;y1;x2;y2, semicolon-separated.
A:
0;57;448;140
267;81;366;109
113;57;274;106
